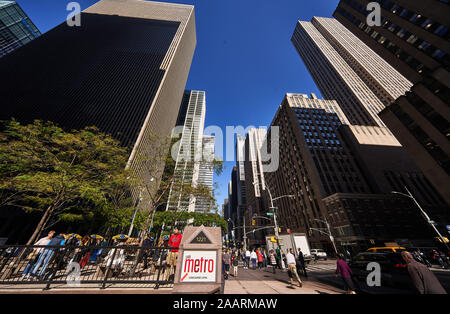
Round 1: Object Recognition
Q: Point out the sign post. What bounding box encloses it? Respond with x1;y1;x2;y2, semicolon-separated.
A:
172;226;223;294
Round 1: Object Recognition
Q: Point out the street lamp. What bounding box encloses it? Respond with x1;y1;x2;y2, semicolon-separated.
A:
128;177;154;237
311;218;338;254
392;187;449;251
227;218;236;248
252;181;294;259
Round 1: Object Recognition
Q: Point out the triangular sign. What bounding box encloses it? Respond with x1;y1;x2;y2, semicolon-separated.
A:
190;231;212;244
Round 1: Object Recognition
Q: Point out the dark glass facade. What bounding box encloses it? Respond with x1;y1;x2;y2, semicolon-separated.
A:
0;13;179;148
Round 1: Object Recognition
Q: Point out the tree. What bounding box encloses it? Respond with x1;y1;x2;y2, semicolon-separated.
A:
0;119;131;245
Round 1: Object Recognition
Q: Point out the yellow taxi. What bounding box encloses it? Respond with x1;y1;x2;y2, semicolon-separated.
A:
367;247;406;253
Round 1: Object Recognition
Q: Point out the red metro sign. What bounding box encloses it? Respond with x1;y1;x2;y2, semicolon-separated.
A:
180;250;217;283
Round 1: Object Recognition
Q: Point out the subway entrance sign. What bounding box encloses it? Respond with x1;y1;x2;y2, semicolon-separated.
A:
180;250;216;282
173;226;223;294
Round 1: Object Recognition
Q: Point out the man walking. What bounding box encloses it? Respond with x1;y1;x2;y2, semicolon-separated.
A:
401;251;447;294
250;249;257;270
245;249;251;269
222;249;231;280
297;248;307;278
286;249;302;287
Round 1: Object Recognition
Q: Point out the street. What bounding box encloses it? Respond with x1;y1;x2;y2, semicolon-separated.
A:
224;260;450;294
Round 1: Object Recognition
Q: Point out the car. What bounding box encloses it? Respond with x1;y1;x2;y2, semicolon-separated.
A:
367;247;406;253
349;252;412;288
310;249;327;260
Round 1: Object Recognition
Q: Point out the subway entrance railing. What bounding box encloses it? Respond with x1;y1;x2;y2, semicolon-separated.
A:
0;244;177;290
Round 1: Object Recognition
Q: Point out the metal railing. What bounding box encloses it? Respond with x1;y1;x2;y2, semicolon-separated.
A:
0;244;177;290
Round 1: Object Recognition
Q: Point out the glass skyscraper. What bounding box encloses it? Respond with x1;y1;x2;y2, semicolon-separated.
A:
0;1;40;57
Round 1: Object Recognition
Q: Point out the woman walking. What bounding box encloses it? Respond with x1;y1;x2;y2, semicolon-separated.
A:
269;250;277;274
257;250;263;269
335;253;356;294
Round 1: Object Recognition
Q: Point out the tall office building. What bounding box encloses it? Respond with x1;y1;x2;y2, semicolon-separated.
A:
334;0;450;206
243;128;269;246
195;135;216;213
0;1;40;57
0;0;197;203
167;90;211;213
292;17;412;127
265;93;434;252
235;135;248;247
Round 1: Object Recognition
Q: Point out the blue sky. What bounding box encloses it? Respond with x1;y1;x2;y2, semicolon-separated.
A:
16;0;340;211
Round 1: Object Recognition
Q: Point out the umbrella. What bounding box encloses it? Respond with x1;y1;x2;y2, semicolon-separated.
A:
112;234;129;240
90;234;104;240
65;233;82;240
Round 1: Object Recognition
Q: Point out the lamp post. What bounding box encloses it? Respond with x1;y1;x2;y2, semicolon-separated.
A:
252;181;294;266
227;218;236;248
311;218;338;254
392;187;449;251
128;189;143;237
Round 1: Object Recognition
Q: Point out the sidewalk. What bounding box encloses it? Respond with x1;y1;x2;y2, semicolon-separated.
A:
223;267;344;294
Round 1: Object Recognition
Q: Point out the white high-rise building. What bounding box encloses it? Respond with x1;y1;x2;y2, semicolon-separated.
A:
167;90;215;213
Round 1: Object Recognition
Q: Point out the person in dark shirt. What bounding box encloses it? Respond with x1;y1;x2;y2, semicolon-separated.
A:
297;248;307;277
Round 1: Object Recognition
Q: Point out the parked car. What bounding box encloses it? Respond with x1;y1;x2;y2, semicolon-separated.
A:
349;252;411;288
310;249;327;260
367;247;406;253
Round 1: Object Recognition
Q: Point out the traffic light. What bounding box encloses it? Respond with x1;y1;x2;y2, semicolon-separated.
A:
270;237;276;243
308;229;313;236
278;228;281;233
252;219;256;226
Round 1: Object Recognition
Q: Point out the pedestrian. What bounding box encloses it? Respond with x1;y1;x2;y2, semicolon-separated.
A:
250;249;257;270
245;249;251;269
286;249;302;287
269;250;277;274
30;233;65;279
167;227;182;280
22;231;55;279
257;249;263;269
275;248;282;269
232;251;239;278
297;248;307;278
241;250;247;269
401;251;447;294
262;250;267;268
223;249;231;280
334;253;356;294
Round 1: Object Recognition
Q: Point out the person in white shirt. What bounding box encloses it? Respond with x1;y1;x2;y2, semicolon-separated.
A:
250;250;257;270
22;231;55;279
245;249;251;269
286;249;302;287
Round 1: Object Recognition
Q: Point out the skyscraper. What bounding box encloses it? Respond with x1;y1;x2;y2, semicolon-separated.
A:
265;93;434;252
195;135;216;213
243;128;269;246
0;0;197;201
167;90;208;213
333;0;450;206
292;17;412;127
0;1;40;57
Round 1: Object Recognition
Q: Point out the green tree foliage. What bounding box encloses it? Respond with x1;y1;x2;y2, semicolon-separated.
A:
0;119;132;244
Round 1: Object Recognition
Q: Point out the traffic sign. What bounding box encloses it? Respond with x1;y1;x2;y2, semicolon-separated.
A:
267;213;274;216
